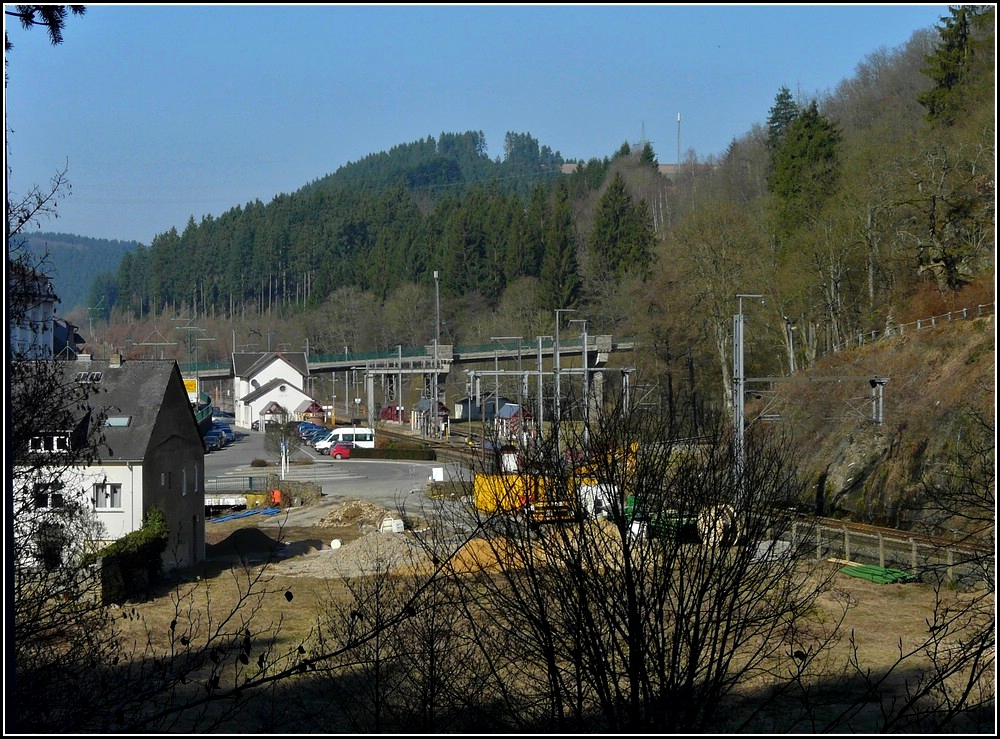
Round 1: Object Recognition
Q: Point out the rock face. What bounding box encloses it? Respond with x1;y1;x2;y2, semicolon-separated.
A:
783;316;994;532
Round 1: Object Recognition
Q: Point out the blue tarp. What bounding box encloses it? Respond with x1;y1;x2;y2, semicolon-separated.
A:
210;507;281;523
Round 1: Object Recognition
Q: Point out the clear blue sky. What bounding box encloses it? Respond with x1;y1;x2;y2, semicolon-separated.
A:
4;3;951;245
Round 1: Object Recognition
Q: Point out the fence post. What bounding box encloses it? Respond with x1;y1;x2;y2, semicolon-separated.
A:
910;537;918;570
817;525;823;561
947;548;954;584
844;526;851;562
878;532;885;568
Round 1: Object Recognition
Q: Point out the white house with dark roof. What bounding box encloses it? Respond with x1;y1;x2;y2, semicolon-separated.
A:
231;351;319;429
23;356;207;569
8;262;85;360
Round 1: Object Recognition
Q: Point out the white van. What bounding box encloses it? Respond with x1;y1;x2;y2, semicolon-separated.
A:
316;426;376;451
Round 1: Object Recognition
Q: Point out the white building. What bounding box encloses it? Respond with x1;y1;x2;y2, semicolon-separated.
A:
231;351;317;428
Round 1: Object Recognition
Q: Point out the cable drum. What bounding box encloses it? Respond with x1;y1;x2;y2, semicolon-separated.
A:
698;504;737;547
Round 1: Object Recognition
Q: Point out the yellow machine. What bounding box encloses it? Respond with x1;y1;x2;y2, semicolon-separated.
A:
472;473;576;523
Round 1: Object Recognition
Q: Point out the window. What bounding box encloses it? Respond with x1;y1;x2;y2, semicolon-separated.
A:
94;482;122;509
103;415;131;427
33;483;64;509
28;434;71;453
37;521;66;571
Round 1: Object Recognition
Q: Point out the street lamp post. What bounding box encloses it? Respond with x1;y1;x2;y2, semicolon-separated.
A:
734;293;764;511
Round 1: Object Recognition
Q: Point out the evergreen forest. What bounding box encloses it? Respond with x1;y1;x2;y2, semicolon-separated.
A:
78;6;993;420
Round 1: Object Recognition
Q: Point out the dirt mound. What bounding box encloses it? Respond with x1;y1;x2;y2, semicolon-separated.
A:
276;538;326;557
206;527;282;559
318;499;394;528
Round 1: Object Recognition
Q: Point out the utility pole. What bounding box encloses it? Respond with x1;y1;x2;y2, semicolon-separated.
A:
397;344;403;423
553;308;576;450
569;319;588;448
432;270;441;437
734;293;764;511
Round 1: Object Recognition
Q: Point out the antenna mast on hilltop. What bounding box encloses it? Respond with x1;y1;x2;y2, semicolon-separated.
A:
676;112;681;170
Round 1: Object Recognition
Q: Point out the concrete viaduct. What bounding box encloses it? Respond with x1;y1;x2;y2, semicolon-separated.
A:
186;335;637;428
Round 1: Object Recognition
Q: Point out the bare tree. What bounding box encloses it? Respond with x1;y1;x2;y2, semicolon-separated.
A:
405;380;846;732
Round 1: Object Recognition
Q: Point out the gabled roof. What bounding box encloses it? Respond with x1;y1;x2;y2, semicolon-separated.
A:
54;358;196;462
497;403;531;419
240;376;310;404
294;399;324;414
232;351;308;380
414;398;448;414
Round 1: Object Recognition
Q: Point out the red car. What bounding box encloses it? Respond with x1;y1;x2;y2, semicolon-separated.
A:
330;441;354;459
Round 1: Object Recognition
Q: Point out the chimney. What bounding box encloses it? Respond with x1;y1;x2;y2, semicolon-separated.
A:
78;350;92;362
109;352;123;367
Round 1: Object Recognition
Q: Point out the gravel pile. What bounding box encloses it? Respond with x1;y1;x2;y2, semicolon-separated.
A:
271;530;430;579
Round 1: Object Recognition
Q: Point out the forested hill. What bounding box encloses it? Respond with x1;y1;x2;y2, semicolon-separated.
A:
300;130;567;201
22;231;138;313
67;6;996;408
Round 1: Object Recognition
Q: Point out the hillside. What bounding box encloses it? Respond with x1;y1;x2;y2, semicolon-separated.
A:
775;281;995;534
21;231;137;314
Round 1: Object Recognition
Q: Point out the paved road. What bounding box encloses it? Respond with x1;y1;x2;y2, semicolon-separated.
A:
204;426;468;521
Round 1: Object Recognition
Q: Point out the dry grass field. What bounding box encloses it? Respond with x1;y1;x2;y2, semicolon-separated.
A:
116;499;990;732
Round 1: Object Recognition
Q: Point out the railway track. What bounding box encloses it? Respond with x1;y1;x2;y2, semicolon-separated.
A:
377;427;988;561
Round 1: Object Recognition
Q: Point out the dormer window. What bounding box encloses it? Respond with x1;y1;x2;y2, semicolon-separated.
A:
29;434;71;453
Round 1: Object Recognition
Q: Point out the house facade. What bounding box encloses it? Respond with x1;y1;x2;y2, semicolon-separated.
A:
231;351;316;428
21;356;207;569
8;262;84;360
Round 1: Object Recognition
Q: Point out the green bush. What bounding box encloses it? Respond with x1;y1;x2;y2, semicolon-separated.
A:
354;447;436;461
83;507;169;603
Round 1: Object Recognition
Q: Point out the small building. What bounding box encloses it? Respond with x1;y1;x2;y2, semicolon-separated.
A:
412;398;449;435
495;402;532;441
455;394;513;423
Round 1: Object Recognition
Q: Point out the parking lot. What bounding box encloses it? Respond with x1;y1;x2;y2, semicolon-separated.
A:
203;424;465;516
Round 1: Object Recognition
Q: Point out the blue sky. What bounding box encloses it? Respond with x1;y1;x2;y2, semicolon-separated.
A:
5;3;951;245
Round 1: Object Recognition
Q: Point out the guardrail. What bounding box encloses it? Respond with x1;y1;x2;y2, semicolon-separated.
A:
831;303;995;354
789;519;988;587
205;475;273;493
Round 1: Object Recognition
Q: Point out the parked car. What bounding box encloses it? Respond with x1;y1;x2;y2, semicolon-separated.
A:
303;429;329;445
297;420;324;435
313;431;338;454
212;422;236;443
203;430;224;452
300;424;327;441
329;441;354;459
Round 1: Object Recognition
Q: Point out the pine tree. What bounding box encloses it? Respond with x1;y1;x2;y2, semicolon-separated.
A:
766;85;799;150
538;180;580;310
767;101;841;235
917;5;994;126
588;172;655;279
